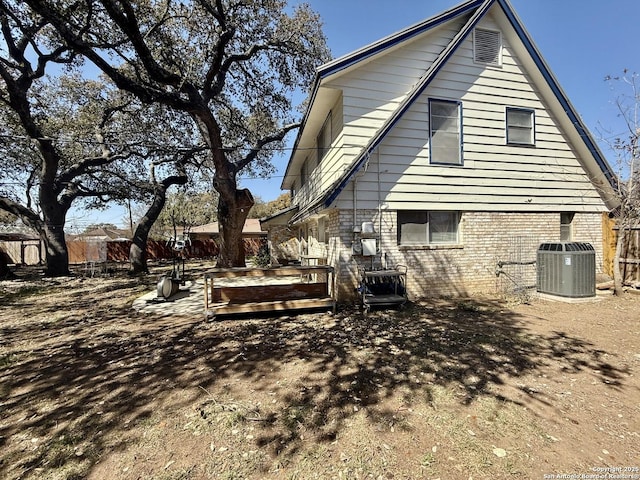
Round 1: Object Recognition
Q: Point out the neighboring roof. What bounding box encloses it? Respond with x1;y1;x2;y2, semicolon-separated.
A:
70;227;132;241
287;0;618;222
190;218;266;235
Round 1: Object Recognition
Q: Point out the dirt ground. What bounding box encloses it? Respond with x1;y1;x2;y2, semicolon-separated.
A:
1;262;639;480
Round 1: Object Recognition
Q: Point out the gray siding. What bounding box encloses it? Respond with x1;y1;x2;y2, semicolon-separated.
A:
328;14;607;213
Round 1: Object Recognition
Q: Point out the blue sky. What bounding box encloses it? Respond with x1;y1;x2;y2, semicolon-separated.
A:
74;0;638;229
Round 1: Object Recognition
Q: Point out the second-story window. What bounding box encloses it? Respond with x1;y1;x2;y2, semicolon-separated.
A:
317;112;332;160
429;99;462;165
300;158;309;186
506;107;535;145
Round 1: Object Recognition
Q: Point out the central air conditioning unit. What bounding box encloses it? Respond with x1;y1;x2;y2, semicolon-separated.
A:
537;242;595;298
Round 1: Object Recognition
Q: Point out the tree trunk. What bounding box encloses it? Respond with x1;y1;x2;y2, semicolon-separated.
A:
215;188;254;268
129;237;148;275
0;248;15;279
193;112;255;268
129;182;176;275
0;197;70;277
41;212;71;277
613;227;625;296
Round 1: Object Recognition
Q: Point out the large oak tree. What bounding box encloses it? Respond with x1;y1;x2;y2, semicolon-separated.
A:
0;1;142;276
25;0;330;267
0;7;198;276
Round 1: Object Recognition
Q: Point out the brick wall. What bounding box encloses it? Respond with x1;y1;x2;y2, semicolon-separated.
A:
322;210;604;302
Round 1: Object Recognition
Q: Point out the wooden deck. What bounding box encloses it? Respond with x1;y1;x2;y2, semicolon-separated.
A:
204;265;335;318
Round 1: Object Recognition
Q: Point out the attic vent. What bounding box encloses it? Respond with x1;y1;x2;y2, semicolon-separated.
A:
474;28;501;66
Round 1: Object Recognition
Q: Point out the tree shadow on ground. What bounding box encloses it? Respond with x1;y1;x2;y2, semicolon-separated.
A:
0;282;632;478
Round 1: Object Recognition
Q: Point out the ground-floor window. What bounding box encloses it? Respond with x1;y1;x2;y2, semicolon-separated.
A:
397;211;460;246
560;212;574;241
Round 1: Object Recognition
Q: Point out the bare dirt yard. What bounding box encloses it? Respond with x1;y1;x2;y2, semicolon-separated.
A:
1;262;639;480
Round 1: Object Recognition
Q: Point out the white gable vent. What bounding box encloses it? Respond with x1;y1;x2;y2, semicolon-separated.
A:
474;28;501;66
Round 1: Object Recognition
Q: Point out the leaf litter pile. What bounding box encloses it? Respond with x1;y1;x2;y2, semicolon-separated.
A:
1;264;639;479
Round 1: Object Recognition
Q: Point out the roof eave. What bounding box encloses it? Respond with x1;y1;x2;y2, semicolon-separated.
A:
281;75;322;190
281;0;485;191
321;0;494;209
317;0;485;79
495;0;618;204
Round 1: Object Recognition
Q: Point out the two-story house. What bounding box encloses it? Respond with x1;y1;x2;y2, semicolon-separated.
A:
276;0;618;302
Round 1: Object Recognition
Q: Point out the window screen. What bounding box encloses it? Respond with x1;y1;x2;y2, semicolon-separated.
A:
398;211;459;245
429;211;459;244
429;99;462;165
506;108;534;145
560;212;574;241
317;113;332;160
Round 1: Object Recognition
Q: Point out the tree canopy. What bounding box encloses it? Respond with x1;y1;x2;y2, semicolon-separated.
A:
0;1;145;275
0;1;200;275
22;0;330;267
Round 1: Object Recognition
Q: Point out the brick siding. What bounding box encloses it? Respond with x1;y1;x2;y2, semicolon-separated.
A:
320;210;604;303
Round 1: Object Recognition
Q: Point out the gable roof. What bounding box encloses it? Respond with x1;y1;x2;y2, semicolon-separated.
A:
287;0;618;222
69;227;132;241
190;218;266;235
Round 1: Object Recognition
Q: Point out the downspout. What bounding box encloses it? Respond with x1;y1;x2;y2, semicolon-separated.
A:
353;178;358;231
377;148;383;264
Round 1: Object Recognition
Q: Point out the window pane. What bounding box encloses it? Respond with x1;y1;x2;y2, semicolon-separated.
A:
401;223;427;244
431;113;459;132
431;101;458;118
507;110;532;127
429;212;458;244
430;100;461;164
506;108;534;145
507;126;532;144
431;131;460;148
398;211;427;245
317;114;332;159
431;132;460;164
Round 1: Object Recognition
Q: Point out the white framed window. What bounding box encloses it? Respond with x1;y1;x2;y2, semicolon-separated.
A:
317;112;332;160
474;28;502;66
317;216;327;243
560;212;574;241
397;211;460;246
300;158;309;186
429;99;462;165
506;107;535;145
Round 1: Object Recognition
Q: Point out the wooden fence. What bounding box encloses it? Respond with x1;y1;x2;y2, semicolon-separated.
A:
67;238;265;264
602;213;640;284
2;237;266;266
0;239;43;265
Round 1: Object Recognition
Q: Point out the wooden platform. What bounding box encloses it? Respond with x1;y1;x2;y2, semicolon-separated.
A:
204;265;335;318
